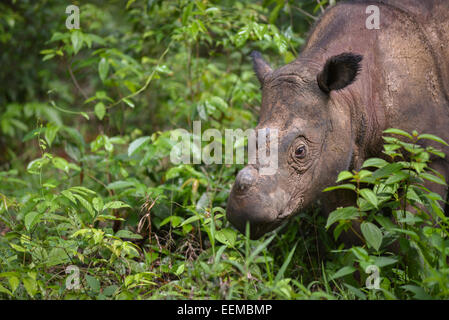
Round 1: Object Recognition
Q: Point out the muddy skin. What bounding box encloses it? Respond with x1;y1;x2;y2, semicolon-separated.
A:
226;0;449;242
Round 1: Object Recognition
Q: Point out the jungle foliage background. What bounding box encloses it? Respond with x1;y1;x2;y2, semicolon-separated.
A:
1;0;448;300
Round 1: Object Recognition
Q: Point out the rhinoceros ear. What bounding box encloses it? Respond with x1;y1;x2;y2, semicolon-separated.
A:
317;53;363;94
251;51;272;84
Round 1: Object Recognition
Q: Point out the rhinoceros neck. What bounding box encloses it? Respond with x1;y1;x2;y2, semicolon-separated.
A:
299;0;449;165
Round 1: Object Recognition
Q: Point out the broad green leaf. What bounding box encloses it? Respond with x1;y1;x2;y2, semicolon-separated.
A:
85;275;100;293
326;207;359;229
359;189;379;208
22;277;37;298
385;171;409;184
0;284;12;296
361;222;383;251
336;171;353;182
128;136;150;157
47;248;71;266
401;285;433;300
52;157;69;173
71;30;83;55
372;163;403;179
106;180;135;190
8;276;20;293
215;228;237;247
362;158;389;168
92;197;104;212
383;128;413;140
103;201;131;210
98;57;109;82
115;230;142;239
330;266;356;280
417;133;449;146
24;211;41;231
180;215;202;226
45;123;60;147
73;194;95;217
94;102;106;120
420;172;446;185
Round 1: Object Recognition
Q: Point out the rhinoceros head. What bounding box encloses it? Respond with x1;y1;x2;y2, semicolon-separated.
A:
226;51;363;239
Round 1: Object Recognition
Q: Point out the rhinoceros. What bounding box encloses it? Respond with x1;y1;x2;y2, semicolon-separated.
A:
226;0;449;241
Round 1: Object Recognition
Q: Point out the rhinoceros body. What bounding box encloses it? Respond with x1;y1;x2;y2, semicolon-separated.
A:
226;0;449;241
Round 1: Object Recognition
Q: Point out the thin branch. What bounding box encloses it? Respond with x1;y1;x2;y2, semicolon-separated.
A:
67;61;89;101
292;5;318;21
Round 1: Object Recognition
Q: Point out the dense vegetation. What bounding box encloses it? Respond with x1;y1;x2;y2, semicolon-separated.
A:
1;0;448;300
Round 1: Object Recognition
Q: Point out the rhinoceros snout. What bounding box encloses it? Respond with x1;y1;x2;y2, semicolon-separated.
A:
226;166;287;239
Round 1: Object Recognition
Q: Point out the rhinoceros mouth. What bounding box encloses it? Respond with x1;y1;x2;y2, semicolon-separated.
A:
276;196;304;220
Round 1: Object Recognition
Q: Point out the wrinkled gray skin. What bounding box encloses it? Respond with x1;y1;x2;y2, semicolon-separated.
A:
226;0;449;241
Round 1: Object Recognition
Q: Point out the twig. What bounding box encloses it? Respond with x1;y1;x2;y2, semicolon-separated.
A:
106;41;173;110
67;61;89;101
292;5;318;21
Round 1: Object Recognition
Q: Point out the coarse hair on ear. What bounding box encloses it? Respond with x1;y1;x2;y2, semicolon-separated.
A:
250;51;273;84
317;52;363;94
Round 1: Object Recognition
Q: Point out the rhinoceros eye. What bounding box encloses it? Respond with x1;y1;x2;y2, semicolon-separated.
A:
295;145;306;159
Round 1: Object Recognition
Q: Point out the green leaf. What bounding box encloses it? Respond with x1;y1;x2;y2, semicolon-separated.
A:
106;180;135;190
344;283;367;300
103;201;131;210
24;211;41;231
323;184;356;192
384;171;409;184
92;197;104;212
80;112;90;120
85;275;100;293
374;256;398;268
94;102;106;120
115;230;142;239
420;172;446;185
362;158;389;169
73;194;95;217
336;171;353;182
22;277;37;298
215;228;237;247
122;98;135;108
383;128;413;140
98;57;109;82
359;189;379;208
45;123;60;147
0;284;12;296
103;285;119;297
47;248;71;266
417;133;449;146
71;30;83;55
128;136;150;157
361;222;383;251
8;276;20;293
330;266;356;280
180;215;202;226
372;163;403;179
326;207;359;229
52;157;69;173
401;285;433;300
